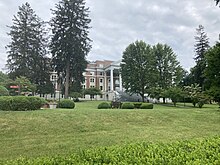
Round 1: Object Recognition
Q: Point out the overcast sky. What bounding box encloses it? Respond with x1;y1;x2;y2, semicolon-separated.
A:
0;0;219;72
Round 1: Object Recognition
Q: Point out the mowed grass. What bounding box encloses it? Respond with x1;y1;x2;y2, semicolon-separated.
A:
0;101;220;160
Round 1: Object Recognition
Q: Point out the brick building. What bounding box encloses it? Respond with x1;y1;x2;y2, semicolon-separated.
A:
49;60;123;101
82;60;122;100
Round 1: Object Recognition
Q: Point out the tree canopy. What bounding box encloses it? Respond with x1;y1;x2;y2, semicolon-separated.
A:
50;0;91;98
205;42;220;104
121;40;156;102
188;25;209;89
6;2;52;94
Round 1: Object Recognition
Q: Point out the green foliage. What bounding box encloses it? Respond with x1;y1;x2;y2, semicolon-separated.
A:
205;42;220;104
153;43;185;91
97;102;111;109
58;99;75;109
0;85;9;96
0;96;12;110
6;3;51;93
133;102;142;109
121;40;156;102
121;102;134;109
190;25;210;88
83;88;102;100
0;96;45;111
27;97;47;110
50;0;91;98
15;76;36;94
0;71;11;86
163;87;183;106
140;103;153;109
3;136;220;164
184;84;198;106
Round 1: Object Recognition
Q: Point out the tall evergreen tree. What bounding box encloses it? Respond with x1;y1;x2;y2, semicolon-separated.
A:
191;25;209;89
50;0;91;98
6;2;52;94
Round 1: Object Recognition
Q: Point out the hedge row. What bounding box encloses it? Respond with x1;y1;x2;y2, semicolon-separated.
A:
98;102;153;109
0;96;46;111
58;99;75;109
3;136;220;164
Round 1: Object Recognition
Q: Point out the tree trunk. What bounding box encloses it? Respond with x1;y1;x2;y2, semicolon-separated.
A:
64;60;70;99
163;97;165;104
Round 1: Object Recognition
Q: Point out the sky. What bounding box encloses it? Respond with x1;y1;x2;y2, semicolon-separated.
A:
0;0;219;72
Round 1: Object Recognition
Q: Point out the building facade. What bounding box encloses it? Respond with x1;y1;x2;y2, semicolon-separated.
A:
48;60;122;101
82;60;123;101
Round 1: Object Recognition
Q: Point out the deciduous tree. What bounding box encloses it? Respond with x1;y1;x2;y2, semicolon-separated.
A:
153;43;185;103
121;41;157;102
205;42;220;104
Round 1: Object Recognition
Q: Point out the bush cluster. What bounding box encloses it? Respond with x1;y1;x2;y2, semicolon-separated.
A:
140;103;153;109
58;99;75;109
121;102;134;109
0;85;9;96
0;96;46;111
98;102;111;109
3;136;220;164
121;102;153;109
133;102;142;109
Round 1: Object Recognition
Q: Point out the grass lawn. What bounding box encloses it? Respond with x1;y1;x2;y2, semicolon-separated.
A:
0;101;220;160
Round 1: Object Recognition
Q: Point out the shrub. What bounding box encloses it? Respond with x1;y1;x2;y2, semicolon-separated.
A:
10;96;31;111
133;102;142;109
0;96;45;111
0;85;9;96
58;99;75;109
0;96;12;111
140;103;153;109
121;102;134;109
3;136;220;164
26;97;46;110
98;102;111;109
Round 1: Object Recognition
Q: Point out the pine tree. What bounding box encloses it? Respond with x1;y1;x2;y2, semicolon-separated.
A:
194;25;209;61
50;0;91;98
6;3;52;94
191;25;210;89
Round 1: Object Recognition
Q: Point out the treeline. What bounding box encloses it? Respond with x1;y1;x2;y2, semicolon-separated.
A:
5;0;91;98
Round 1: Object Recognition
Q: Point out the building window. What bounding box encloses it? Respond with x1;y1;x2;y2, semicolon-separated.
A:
83;85;86;89
99;72;103;75
90;78;95;83
90;85;95;88
100;86;103;90
100;78;103;83
100;94;103;98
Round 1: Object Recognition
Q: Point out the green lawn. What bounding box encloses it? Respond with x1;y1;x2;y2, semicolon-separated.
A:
0;101;220;160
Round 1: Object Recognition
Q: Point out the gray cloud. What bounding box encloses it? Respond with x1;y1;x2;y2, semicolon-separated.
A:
0;0;219;72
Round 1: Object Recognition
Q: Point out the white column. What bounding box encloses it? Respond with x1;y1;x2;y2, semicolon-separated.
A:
119;74;122;91
104;71;107;92
110;69;114;91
